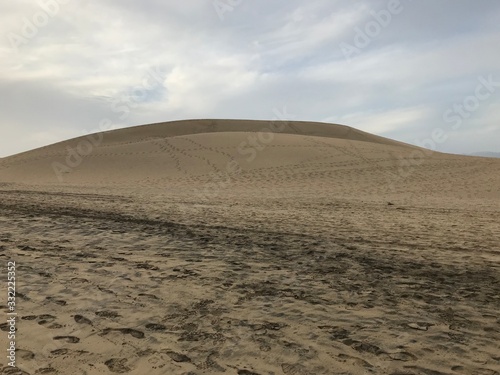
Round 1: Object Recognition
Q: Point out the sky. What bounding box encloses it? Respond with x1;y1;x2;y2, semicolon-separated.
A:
1;0;500;158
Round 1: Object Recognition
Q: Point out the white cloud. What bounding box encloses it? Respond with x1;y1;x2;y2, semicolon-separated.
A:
324;106;430;134
1;0;500;157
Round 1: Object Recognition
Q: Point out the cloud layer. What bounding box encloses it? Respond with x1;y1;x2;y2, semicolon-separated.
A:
1;0;499;157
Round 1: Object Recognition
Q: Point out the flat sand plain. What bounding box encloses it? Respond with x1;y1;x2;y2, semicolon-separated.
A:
0;120;499;375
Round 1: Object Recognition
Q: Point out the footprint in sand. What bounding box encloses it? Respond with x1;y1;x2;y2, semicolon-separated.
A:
34;368;56;374
388;351;417;361
95;310;121;318
0;323;14;332
15;349;35;360
37;315;57;325
145;323;166;332
101;328;145;339
53;336;80;343
337;354;373;369
104;358;131;373
68;277;90;284
0;366;32;374
50;349;70;356
136;263;159;271
45;297;67;306
21;315;38;321
137;293;159;300
342;339;385;356
164;351;191;363
281;363;311;375
74;315;92;325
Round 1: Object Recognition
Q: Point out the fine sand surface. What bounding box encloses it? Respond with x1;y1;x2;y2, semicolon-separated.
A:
0;119;499;375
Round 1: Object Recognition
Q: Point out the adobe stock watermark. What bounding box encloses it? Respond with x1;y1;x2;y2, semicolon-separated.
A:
7;0;69;53
51;65;166;182
340;0;411;61
109;65;166;121
213;0;243;21
6;261;17;369
443;74;500;130
388;74;500;189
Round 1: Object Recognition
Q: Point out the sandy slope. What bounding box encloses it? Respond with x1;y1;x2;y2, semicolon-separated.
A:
0;119;411;185
1;120;499;375
0;119;498;204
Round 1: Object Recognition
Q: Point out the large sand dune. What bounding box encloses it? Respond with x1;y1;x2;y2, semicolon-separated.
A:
1;120;499;375
0;119;411;184
0;119;498;203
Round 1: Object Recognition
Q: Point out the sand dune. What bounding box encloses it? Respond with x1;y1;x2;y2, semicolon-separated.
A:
0;119;498;204
1;120;499;375
0;119;411;185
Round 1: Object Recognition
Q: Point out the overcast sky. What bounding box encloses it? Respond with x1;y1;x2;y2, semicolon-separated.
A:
1;0;500;157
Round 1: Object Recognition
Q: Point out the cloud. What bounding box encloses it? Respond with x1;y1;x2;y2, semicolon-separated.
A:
324;106;430;135
1;0;500;157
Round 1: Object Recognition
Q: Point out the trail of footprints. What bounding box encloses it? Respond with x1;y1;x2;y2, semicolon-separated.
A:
3;227;327;374
149;136;226;176
2;197;500;374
